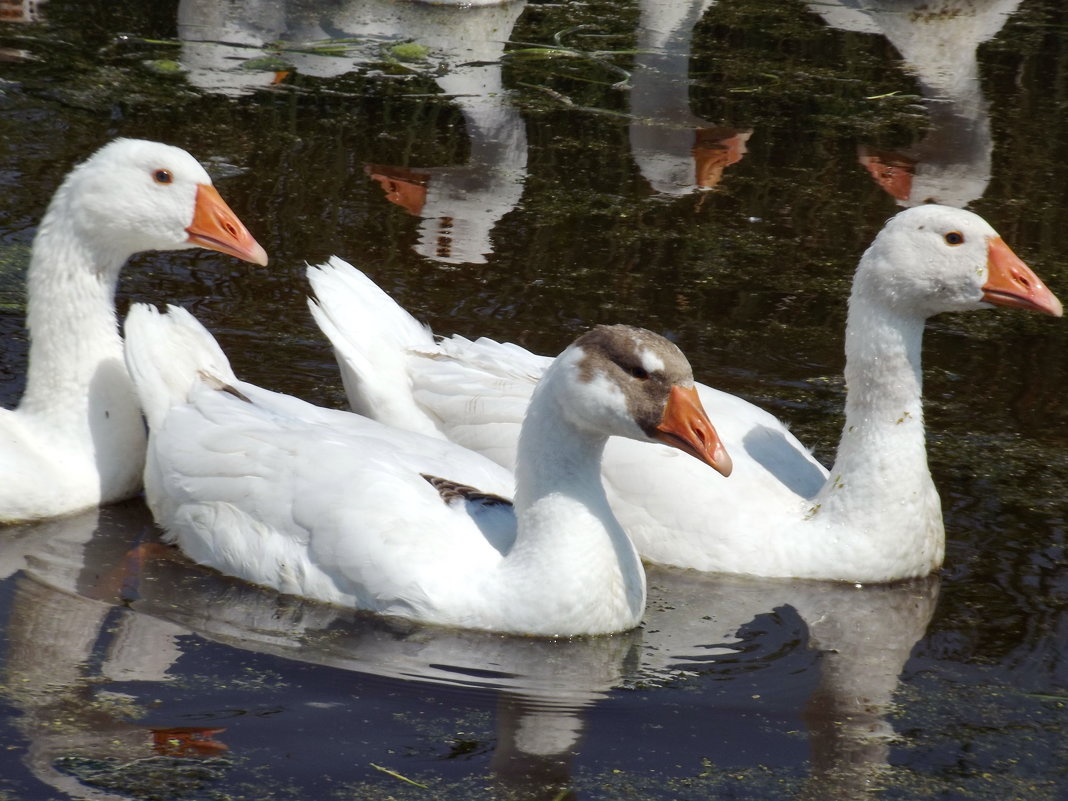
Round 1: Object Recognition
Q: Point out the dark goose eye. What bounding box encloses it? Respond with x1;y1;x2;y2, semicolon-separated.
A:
625;364;649;380
944;231;964;246
153;169;173;185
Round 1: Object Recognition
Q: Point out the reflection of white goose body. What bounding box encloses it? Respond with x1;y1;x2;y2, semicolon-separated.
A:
177;0;288;96
629;0;751;195
325;0;529;264
640;567;940;796
1;0;46;23
309;205;1062;582
177;0;529;265
0;505;213;801
0;139;266;523
811;0;1023;207
0;504;940;800
124;305;728;635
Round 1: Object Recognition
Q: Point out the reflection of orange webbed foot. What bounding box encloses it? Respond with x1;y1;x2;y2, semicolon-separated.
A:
151;726;229;756
91;541;181;602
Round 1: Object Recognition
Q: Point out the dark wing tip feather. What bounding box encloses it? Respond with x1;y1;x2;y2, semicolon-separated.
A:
197;370;252;403
421;474;513;509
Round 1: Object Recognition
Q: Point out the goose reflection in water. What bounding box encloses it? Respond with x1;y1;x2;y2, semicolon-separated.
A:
1;503;939;800
629;0;752;196
0;507;227;801
810;0;1023;208
177;0;529;266
0;0;45;25
175;0;755;266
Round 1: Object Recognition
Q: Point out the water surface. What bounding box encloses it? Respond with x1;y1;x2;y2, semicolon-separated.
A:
0;1;1066;798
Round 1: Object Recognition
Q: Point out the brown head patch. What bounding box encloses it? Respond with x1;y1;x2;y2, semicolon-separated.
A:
570;325;694;436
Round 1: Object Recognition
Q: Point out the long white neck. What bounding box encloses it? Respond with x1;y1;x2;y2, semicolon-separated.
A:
18;193;135;426
812;264;943;569
500;367;646;635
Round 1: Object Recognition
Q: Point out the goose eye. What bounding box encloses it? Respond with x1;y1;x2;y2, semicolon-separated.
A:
944;231;964;246
153;169;174;185
625;364;650;380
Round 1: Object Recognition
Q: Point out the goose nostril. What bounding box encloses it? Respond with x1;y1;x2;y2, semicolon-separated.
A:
692;421;710;447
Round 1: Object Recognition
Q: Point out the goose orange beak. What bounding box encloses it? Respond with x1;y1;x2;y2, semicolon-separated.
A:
982;237;1062;317
654;385;733;477
186;183;269;266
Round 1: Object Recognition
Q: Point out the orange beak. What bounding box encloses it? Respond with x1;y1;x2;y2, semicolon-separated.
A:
186;183;269;266
981;237;1062;317
654;385;733;477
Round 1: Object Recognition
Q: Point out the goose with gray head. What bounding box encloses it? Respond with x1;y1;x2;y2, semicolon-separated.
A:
0;139;267;523
123;308;730;636
308;204;1062;583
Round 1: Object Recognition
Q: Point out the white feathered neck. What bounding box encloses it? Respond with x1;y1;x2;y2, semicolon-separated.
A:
0;139;265;523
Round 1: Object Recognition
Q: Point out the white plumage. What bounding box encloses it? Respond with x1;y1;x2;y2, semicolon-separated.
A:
124;305;729;636
0;139;267;523
308;204;1062;582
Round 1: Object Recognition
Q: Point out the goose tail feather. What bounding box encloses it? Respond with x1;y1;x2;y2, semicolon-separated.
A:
307;256;444;438
123;304;238;430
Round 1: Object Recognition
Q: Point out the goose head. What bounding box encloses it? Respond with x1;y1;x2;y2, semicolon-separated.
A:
547;324;733;476
855;204;1062;319
50;138;268;269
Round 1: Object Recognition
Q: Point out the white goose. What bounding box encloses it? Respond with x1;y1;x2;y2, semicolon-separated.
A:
308;204;1062;583
0;138;268;524
123;306;730;636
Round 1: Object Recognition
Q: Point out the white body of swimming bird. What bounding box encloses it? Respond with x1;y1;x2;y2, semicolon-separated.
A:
0;139;267;524
123;306;730;636
308;204;1061;582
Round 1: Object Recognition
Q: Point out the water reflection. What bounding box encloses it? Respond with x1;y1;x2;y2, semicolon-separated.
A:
174;0;755;264
0;508;225;801
810;0;1023;207
176;0;288;96
0;0;45;24
642;567;939;799
630;0;751;195
1;504;938;799
0;0;46;62
177;0;529;266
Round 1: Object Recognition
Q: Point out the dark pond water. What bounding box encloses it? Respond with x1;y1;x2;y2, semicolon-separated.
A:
1;0;1067;798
